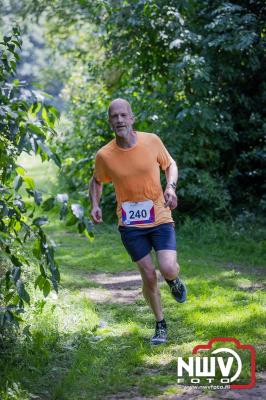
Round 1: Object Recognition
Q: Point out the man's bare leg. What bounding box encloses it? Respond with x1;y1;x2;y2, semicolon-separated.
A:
156;249;187;303
136;253;163;321
156;249;179;280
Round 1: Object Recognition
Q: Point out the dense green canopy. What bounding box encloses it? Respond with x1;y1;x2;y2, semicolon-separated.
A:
1;0;265;222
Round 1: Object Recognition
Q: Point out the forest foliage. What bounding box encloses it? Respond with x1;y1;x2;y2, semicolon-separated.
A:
0;27;60;328
16;0;265;221
0;26;94;329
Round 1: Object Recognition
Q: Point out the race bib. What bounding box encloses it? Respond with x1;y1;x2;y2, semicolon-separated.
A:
121;200;155;225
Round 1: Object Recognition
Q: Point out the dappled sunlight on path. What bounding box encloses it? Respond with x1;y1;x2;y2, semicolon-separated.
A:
105;372;266;400
81;270;164;304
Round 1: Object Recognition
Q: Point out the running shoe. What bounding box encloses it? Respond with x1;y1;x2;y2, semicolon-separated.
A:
150;321;167;345
170;278;187;303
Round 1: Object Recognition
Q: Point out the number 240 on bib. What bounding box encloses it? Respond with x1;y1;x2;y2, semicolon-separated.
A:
121;200;155;225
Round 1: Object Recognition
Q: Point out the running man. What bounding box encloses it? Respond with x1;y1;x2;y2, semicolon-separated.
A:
89;98;187;345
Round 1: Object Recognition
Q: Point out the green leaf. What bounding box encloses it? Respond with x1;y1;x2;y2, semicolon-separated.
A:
29;137;36;154
10;60;16;71
13;198;26;212
43;279;51;297
33;217;48;226
78;221;85;233
42;106;48;121
84;230;94;241
42;197;55;211
28;123;45;137
5;271;11;289
40;264;46;277
30;102;42;115
52;152;61;168
5;290;15;303
28;207;35;218
16;280;30;304
4;36;11;43
0;232;9;244
37;140;54;158
42;105;58;128
34;275;46;290
66;214;78;226
59;203;68;220
14;220;21;232
14;175;23;191
11;39;22;50
11;254;23;267
33;189;42;205
16;166;25;176
51;275;59;293
12;266;21;282
0;201;8;217
33;239;41;259
84;217;94;232
24;176;35;190
48;105;60;119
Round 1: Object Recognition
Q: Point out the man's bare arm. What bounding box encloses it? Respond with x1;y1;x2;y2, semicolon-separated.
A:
165;160;178;187
164;160;178;210
89;176;103;223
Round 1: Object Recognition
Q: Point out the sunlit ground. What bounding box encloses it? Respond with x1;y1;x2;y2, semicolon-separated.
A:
1;154;265;400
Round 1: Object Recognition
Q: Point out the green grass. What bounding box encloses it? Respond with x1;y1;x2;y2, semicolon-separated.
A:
0;155;265;399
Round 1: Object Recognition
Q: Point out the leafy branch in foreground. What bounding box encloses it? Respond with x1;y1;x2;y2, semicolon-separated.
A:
0;26;93;330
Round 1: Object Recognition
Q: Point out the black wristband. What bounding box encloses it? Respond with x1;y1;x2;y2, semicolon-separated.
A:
167;182;177;190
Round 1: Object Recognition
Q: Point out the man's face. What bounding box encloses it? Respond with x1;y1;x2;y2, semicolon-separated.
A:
108;101;134;138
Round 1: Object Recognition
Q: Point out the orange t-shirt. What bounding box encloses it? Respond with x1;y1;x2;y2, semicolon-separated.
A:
94;131;175;227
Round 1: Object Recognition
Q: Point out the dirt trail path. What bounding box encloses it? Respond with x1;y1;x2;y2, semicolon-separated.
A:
82;271;265;400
